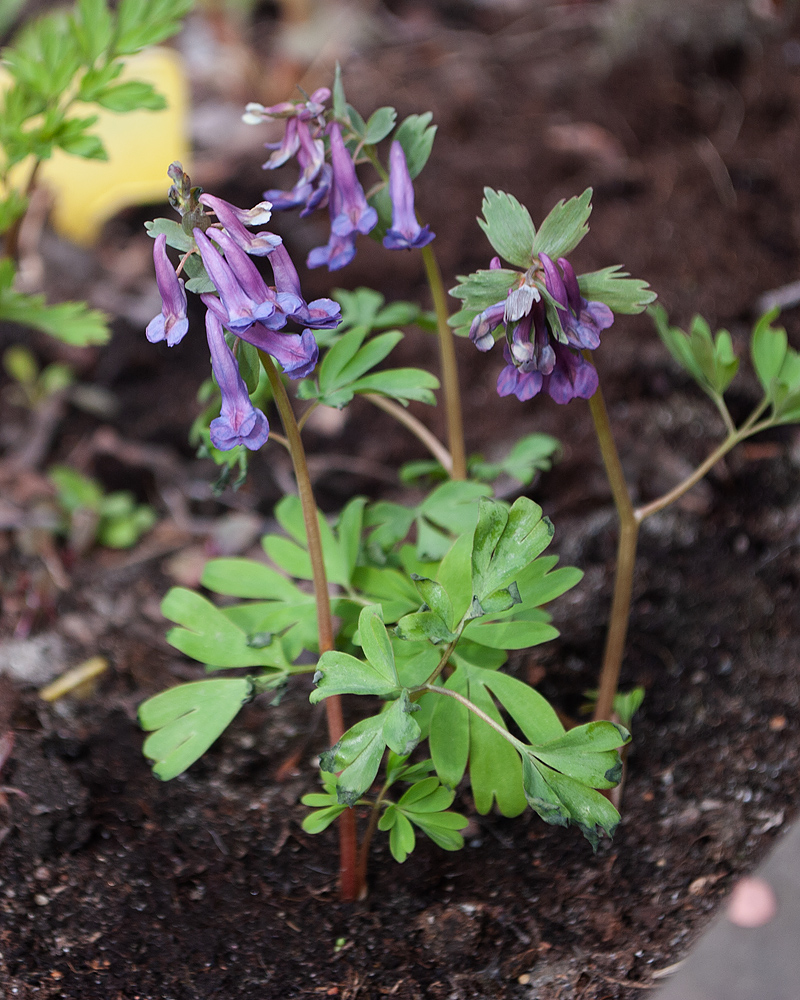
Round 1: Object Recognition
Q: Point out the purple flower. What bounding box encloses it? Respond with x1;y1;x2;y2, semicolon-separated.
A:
469;248;613;405
382;141;434;251
239;323;319;379
146;234;189;347
263;119;331;217
269;244;341;329
327;122;377;237
198;194;282;257
244;88;330;126
206;311;269;451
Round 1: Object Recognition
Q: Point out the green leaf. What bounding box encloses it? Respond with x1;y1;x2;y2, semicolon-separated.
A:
477;189;536;268
393;112;437;179
464;616;558;650
356;604;397;680
530;721;629;788
578;266;656;315
301;802;347;833
332;62;347;119
532;188;592;259
161;587;291;669
0;286;110;345
349;367;440;407
95;80;166;113
386;809;416;862
521;756;622;850
139;677;252;780
201;558;294;600
471;496;554;602
394;610;456;644
336;496;366;583
363;106;397;144
3;344;39;386
72;0;114;61
450;267;518;306
145;218;196;253
470;433;561;486
751;307;788;397
114;0;193;55
310;648;400;700
322;692;422;805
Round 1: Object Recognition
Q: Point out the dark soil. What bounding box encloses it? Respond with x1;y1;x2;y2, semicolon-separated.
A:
2;3;800;998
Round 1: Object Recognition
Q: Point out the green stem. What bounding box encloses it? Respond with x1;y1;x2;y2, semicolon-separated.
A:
355;783;391;893
259;351;359;901
588;357;778;720
364;393;452;473
422;244;467;480
586;373;640;723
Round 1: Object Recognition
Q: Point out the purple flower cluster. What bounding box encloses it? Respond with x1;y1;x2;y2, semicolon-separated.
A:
147;185;341;452
470;253;613;404
245;93;433;270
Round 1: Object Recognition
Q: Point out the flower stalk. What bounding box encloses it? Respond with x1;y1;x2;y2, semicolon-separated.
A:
422;244;467;480
259;350;359;901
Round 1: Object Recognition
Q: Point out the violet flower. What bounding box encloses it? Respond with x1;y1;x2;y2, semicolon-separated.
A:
263;120;331;218
306;173;357;271
382;141;434;250
240;323;319;379
146;234;189;347
196;227;298;334
473;251;612;405
269;244;341;329
198;194;282;257
206;311;269;451
327;122;377;237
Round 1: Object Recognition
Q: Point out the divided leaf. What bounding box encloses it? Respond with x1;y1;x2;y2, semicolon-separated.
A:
477;189;536;268
532;188;592;260
139;677;252;780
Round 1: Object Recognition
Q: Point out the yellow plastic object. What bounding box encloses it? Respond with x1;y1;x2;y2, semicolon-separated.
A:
2;47;190;245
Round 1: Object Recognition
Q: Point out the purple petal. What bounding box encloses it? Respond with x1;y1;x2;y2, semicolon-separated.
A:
239;323;319;378
307;229;357;272
542;345;598;404
147;233;189;346
469;301;505;352
328;122;377;237
195;228;276;333
206;312;269;450
382;141;435;251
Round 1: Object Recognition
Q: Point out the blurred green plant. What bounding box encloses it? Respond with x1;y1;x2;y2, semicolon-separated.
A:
49;464;156;551
0;0;192;346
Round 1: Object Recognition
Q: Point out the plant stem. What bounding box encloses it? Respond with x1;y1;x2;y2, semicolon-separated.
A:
355;783;391;891
364;393;452;473
586;373;640;723
259;351;359;901
588;355;778;720
422;244;467;480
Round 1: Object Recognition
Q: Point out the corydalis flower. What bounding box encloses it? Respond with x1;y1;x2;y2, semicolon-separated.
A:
327;122;377;238
198;194;282;257
383;141;434;251
206;311;269;451
469;253;613;404
147;234;189;347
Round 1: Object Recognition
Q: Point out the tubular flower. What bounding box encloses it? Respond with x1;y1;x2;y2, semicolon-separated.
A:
241;323;319;379
306;171;357;271
382;141;434;250
327;122;377;237
263;120;331;217
206;311;269;451
269;244;341;329
198;194;282;257
471;251;613;404
146;234;189;346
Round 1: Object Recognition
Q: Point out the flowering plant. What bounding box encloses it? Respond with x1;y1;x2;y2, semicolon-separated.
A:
137;72;800;901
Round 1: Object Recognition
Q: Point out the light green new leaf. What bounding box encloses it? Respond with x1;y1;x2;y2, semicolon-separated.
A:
95;80;166;113
162;587;289;668
364;106;397;144
322;693;422;805
579;266;656;315
471;496;554;602
0;289;110;346
477;189;536;268
145;218;196;252
751;308;788;397
139;677;252;780
532;188;592;259
393;112;437;178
